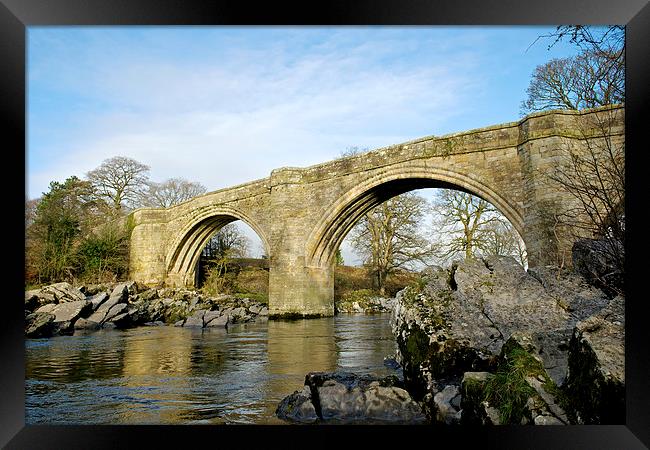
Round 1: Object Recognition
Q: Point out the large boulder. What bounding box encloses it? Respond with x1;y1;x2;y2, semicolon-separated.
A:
572;238;624;297
276;371;426;424
183;309;206;328
26;282;86;308
86;292;109;311
563;295;625;424
391;255;614;422
34;299;93;335
41;282;86;303
24;292;40;313
25;312;56;338
86;285;129;324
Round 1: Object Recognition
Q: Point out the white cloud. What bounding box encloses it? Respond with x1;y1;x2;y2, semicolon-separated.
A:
27;29;486;199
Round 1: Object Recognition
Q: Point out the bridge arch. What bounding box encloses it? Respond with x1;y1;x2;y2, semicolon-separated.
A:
305;165;525;268
165;205;270;287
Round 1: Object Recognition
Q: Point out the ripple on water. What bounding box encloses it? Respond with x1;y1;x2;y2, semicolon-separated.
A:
25;314;402;424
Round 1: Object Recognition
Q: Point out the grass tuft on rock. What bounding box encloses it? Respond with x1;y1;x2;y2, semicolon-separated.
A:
483;347;541;424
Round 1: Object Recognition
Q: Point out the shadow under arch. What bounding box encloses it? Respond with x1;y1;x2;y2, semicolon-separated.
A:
166;205;270;286
305;165;525;268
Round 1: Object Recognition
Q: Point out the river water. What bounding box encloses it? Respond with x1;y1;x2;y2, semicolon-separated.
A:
25;314;401;425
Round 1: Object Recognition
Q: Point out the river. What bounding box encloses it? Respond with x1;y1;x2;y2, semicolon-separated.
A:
25;313;401;425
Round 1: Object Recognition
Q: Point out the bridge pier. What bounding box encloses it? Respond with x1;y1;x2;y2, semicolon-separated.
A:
267;258;335;318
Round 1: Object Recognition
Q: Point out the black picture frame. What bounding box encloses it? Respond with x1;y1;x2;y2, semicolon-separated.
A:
2;0;648;448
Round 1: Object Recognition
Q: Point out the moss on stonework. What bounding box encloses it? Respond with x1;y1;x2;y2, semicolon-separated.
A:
404;326;430;369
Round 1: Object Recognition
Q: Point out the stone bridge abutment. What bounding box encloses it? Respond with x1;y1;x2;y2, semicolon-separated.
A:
129;105;624;318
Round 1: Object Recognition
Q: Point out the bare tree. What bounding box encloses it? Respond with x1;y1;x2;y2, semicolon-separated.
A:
539;25;624;63
139;177;207;208
339;146;368;158
25;198;40;229
86;156;150;212
430;189;508;264
481;220;528;267
549;110;624;294
522;26;624;114
349;192;434;294
202;223;250;260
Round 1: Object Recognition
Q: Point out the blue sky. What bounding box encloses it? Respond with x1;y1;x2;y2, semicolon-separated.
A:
27;26;585;261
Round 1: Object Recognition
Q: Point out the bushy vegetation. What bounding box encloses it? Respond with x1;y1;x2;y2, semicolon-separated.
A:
25;156;207;288
200;260;269;304
334;265;418;301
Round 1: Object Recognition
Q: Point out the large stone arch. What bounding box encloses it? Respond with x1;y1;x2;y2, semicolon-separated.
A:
305;165;525;268
165;205;271;287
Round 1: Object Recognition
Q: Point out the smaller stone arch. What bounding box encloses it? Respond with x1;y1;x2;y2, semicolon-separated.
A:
305;165;525;268
165;205;270;287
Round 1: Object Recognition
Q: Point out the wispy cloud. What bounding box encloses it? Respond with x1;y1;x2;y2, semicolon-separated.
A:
28;27;488;198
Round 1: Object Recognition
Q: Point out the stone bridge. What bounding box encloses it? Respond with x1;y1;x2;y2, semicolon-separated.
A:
129;105;624;318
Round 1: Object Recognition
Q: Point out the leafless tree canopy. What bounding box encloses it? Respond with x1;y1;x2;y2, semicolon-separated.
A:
549;111;624;292
349;192;435;293
202;223;250;260
430;189;525;265
522;26;624;114
139;178;207;208
86;156;150;212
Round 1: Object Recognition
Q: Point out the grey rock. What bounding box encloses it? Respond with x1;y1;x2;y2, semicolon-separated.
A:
35;303;57;315
258;307;269;316
433;384;462;424
572;238;624;296
184;309;206;327
87;292;109;311
230;307;245;318
102;303;128;323
25;292;39;312
39;300;94;334
87;291;128;324
277;371;426;424
203;310;222;324
108;284;129;306
392;255;612;401
40;282;86;303
205;314;229;328
74;318;101;331
117;281;139;296
25;312;55;338
275;386;319;423
564;295;625;424
534;415;564;425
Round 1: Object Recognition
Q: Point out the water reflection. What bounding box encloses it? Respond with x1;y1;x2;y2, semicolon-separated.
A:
25;314;401;425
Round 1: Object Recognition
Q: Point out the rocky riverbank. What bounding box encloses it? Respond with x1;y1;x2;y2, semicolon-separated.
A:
25;281;268;338
390;255;624;425
275;371;427;424
334;289;395;313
